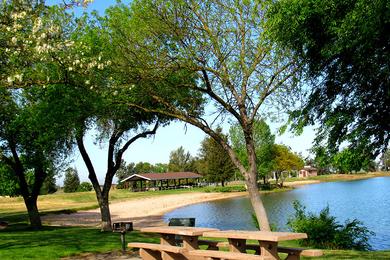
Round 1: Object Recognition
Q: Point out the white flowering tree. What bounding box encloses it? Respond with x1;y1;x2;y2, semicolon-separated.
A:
0;0;105;228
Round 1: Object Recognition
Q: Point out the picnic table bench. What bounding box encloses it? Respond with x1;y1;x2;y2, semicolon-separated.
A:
128;226;311;260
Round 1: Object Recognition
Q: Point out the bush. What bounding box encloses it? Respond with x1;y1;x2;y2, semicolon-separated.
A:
287;201;374;251
77;182;93;192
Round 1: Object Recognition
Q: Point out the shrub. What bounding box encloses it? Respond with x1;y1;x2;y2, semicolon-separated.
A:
287;201;374;251
78;182;93;192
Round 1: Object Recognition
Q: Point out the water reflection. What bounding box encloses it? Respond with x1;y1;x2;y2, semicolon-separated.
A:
164;177;390;250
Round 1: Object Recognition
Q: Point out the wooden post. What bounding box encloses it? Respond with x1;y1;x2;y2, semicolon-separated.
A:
228;238;246;253
259;240;279;259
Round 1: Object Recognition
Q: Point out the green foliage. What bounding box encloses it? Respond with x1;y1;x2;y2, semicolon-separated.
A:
39;174;57;195
168;146;195;172
198;128;235;186
63;168;80;193
273;144;304;185
229;120;275;180
332;148;375;174
77;182;92;192
0;163;20;197
288;201;374;251
270;0;390;157
383;149;390;171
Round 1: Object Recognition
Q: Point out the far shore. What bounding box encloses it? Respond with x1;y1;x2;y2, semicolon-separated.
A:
41;172;389;229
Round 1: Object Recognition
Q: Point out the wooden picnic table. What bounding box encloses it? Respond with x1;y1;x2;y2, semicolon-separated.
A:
133;226;219;260
201;230;308;260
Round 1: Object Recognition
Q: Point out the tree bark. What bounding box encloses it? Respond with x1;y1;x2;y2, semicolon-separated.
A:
5;144;43;229
97;191;112;231
245;136;271;231
24;196;42;229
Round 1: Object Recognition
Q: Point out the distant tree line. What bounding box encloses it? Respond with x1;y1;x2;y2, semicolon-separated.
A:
116;120;305;188
63;168;92;193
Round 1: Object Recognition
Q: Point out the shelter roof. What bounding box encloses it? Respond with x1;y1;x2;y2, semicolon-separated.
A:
120;172;202;182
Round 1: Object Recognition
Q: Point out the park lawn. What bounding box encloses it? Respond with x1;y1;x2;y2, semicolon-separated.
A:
0;225;159;260
1;225;390;260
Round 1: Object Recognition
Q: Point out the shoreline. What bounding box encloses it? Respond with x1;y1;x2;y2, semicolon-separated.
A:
42;191;247;229
42;173;389;228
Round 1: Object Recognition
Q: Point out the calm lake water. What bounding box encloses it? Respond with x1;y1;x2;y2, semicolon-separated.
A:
164;176;390;250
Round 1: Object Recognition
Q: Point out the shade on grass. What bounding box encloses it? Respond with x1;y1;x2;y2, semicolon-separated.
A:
1;225;390;259
0;225;159;260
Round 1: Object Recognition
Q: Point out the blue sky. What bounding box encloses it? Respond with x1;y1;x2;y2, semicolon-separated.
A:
52;0;316;184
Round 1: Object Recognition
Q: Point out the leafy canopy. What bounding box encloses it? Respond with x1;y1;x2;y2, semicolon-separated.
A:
270;0;390;156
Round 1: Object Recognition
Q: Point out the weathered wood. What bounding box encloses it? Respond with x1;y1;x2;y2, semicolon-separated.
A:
127;242;185;254
228;238;246;253
259;241;279;259
202;230;307;242
188;249;272;260
139;248;162;260
301;249;323;257
141;226;218;236
182;235;199;250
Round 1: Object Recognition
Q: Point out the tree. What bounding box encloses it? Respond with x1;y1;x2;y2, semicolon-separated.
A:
382;149;390;171
270;0;390;157
40;172;58;195
229;119;276;185
115;161;136;183
0;162;20;196
134;162;154;173
0;85;72;228
0;0;109;228
63;168;80;193
168;146;194;172
332;148;375;174
78;182;92;192
273;144;304;187
198;128;235;186
105;0;300;230
311;146;333;175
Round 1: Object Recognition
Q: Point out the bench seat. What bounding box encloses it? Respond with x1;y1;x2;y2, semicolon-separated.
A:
188;249;272;260
199;241;317;259
128;242;185;253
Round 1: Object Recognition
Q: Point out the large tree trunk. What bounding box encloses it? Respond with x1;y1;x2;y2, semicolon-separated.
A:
7;146;43;229
245;176;270;231
245;138;271;231
97;192;112;231
24;196;42;229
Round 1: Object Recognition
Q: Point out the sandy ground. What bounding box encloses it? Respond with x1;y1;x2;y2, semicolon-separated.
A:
42;192;246;229
283;180;321;187
43;181;320;229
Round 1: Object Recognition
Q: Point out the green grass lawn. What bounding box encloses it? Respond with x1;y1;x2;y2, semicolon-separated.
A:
1;225;389;260
0;225;159;260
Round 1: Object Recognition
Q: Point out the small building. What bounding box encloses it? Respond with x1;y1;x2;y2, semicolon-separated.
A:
120;172;203;192
298;166;318;178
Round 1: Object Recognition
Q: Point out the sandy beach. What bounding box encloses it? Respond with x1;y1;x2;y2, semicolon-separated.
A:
42;192;246;229
42;180;324;229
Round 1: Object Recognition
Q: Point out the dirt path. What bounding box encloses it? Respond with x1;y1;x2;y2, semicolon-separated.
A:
43;192;246;229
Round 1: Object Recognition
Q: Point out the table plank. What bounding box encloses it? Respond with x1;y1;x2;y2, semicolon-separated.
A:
140;226;219;236
203;230;307;242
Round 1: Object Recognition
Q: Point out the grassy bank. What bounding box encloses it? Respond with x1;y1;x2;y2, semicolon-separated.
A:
0;188;204;220
285;171;389;184
1;172;388;223
0;225;389;260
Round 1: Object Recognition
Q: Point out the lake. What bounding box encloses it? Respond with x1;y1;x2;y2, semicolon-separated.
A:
164;176;390;250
